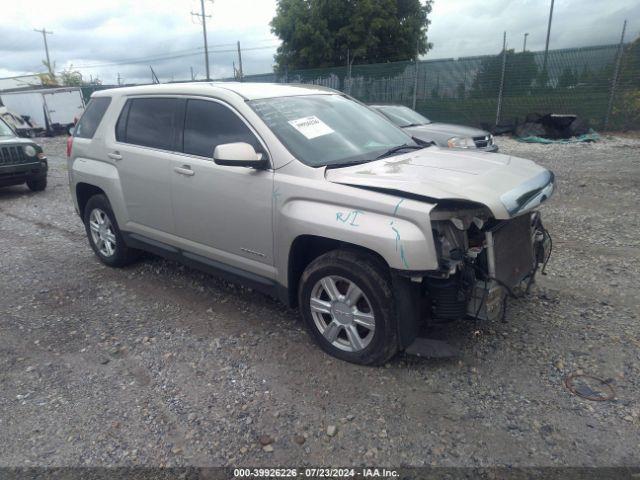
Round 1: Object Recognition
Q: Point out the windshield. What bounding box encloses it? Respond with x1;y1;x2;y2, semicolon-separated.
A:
0;118;15;137
375;105;431;127
248;94;415;167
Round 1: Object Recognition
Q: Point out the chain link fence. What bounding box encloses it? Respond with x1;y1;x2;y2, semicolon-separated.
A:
82;40;640;131
239;41;639;131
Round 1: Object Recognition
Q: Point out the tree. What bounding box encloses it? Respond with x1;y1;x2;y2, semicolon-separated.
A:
41;65;103;87
59;66;83;86
39;59;58;86
270;0;433;72
612;37;640;130
470;50;538;98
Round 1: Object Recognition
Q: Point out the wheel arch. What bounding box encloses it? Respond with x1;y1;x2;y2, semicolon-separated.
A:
76;182;106;219
286;234;389;308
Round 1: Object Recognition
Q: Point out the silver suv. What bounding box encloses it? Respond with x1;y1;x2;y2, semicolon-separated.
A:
68;83;553;365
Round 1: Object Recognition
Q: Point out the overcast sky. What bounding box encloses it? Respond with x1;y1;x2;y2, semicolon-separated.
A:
0;0;637;85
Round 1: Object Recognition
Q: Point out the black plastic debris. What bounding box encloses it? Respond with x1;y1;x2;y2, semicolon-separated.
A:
515;113;591;140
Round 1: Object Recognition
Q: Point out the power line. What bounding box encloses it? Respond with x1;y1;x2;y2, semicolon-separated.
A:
61;42;278;71
66;48;206;69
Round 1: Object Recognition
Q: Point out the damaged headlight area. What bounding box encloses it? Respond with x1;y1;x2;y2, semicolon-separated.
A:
427;203;551;323
447;136;476;149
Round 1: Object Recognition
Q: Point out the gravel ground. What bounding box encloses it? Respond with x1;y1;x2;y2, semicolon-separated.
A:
0;135;639;468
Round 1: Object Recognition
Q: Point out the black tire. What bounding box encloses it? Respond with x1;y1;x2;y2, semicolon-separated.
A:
83;194;139;267
298;249;398;365
26;177;47;191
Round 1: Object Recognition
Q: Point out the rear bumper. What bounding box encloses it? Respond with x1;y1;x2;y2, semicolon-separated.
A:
0;160;48;187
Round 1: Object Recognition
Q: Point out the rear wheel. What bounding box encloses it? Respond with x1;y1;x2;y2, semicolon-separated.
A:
84;194;139;267
298;249;398;365
26;177;47;191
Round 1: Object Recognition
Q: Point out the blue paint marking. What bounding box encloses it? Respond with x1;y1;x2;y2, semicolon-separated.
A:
392;198;404;217
399;245;409;268
349;210;363;226
336;210;363;227
390;222;400;251
389;220;409;268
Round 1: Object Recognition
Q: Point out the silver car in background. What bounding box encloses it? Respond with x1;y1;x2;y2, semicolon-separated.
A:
370;104;498;152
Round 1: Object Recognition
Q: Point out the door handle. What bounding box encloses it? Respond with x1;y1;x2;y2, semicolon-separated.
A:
108;151;122;161
174;165;195;176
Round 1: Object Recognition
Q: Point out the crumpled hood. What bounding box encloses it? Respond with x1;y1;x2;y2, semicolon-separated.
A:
405;122;489;138
325;147;554;219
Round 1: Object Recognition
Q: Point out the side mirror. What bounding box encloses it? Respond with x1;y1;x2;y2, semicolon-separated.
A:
213;142;266;168
67;125;75;136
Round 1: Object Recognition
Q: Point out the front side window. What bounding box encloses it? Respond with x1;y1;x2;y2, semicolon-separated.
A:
74;96;111;139
375;105;431;127
248;94;413;167
119;97;183;150
183;99;260;157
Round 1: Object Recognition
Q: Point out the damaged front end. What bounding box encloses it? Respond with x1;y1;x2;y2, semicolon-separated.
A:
426;202;551;324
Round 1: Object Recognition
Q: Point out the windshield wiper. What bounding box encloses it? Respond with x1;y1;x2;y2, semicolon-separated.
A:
402;122;428;127
325;158;375;169
375;144;424;160
412;136;435;147
325;143;427;169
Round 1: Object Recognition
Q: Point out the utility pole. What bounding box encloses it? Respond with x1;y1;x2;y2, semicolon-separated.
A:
346;48;351;95
190;66;195;81
34;28;54;77
523;33;529;52
236;41;244;81
150;66;159;84
495;31;508;126
542;0;555;73
604;19;627;129
117;72;121;86
412;36;420;110
191;0;212;80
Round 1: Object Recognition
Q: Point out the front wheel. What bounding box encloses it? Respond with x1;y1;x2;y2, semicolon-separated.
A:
83;194;139;267
298;250;398;365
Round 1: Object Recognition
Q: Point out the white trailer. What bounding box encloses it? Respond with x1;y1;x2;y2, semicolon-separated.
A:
0;87;85;134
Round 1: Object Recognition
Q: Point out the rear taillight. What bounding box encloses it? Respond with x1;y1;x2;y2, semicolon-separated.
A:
66;135;73;157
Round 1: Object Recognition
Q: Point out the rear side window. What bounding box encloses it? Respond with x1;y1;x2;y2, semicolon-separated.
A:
183;99;260;157
74;97;111;139
118;98;183;151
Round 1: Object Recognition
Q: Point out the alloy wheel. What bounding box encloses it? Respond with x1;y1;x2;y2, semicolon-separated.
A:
89;208;117;257
309;275;376;352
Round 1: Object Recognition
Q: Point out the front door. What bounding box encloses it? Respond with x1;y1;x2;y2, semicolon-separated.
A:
170;98;274;277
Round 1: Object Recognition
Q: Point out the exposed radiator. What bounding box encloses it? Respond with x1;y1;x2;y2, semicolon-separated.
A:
486;214;534;288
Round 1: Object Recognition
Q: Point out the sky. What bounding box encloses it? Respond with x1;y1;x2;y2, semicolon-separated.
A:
0;0;638;85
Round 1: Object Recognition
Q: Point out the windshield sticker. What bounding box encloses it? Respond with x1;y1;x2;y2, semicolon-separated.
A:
288;116;334;139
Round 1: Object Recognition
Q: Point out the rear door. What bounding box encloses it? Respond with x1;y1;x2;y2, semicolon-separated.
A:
169;97;274;276
109;97;185;236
